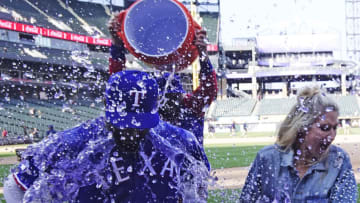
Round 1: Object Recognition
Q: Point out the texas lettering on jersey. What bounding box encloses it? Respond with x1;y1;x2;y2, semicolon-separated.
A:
110;150;180;184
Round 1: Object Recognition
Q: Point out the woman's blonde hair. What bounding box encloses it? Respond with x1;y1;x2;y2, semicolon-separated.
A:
275;85;339;151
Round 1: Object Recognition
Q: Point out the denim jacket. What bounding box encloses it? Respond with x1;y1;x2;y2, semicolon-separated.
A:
240;145;358;203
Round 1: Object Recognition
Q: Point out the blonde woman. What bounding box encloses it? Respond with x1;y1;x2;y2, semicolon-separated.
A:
240;86;358;202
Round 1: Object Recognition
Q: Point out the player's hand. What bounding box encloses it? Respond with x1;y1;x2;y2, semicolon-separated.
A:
108;11;125;46
193;29;209;61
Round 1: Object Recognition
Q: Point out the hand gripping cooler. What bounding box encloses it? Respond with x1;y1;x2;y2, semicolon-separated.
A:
116;0;201;72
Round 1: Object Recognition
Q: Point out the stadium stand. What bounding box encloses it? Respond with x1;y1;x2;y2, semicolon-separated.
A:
27;0;82;32
0;0;75;32
255;95;360;118
1;0;221;43
256;98;296;116
1;0;81;34
208;93;360;123
200;13;218;44
2;0;360;140
0;0;120;37
211;97;256;117
0;97;103;140
0;40;75;67
62;0;112;37
331;95;360;118
0;0;45;23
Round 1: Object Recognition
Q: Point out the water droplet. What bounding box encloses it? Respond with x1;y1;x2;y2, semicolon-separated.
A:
96;183;102;188
2;74;12;81
95;97;102;103
107;106;115;113
131;117;141;127
325;106;334;112
151;108;158;114
24;72;35;79
137;80;145;88
116;102;127;115
299;106;309;113
107;174;113;183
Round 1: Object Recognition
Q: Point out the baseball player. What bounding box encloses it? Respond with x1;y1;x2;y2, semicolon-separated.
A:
108;12;217;145
4;71;209;202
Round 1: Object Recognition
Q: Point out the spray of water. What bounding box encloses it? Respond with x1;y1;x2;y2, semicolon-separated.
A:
20;118;210;202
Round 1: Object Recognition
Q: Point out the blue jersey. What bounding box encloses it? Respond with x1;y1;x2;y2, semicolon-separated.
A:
178;115;205;145
13;117;209;202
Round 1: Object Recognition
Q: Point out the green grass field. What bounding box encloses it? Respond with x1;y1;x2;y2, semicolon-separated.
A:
0;194;4;203
0;164;14;187
205;131;275;138
208;188;242;202
205;145;265;169
0;153;16;158
204;127;360;138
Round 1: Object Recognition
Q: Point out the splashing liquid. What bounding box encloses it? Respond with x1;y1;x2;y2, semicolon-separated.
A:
21;118;209;202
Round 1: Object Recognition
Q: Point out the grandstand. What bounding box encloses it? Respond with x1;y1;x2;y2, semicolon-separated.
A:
0;98;103;137
207;95;360;133
0;97;103;145
0;0;113;36
211;95;360;119
202;0;360;132
3;0;360;139
255;95;360;118
0;0;119;141
211;97;256;117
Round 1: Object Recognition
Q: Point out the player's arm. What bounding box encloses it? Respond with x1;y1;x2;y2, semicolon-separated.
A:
183;29;217;116
108;11;126;75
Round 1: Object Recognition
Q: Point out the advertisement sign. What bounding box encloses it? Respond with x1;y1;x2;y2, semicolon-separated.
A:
0;19;111;46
